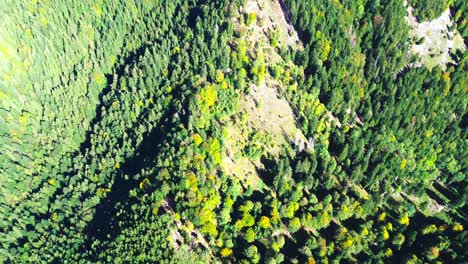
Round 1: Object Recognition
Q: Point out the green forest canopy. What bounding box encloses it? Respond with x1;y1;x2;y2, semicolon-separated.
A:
0;0;466;263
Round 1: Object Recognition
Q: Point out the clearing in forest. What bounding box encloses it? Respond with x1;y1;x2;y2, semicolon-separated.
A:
405;1;465;70
223;0;307;190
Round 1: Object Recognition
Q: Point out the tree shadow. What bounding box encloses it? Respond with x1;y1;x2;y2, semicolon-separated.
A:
82;110;173;248
79;47;187;256
81;77;187;257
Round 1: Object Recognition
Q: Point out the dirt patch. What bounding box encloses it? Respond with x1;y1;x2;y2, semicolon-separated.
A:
240;0;307;151
404;1;466;70
223;0;308;190
243;0;303;59
241;79;307;153
223;125;264;190
223;77;309;190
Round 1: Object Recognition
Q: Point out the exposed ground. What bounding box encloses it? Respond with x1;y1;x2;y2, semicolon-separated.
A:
240;0;305;149
404;1;465;70
243;0;303;56
223;0;306;190
241;79;307;154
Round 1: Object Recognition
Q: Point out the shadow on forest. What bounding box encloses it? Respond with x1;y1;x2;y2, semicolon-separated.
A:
78;4;214;255
82;111;172;248
258;155;278;187
78;42;154;153
22;44;152;216
78;44;182;255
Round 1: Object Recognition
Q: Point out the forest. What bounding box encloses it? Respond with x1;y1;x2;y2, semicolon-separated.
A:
0;0;466;263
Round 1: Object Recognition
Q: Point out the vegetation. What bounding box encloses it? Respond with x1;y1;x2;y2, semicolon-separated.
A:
409;0;449;21
0;0;466;263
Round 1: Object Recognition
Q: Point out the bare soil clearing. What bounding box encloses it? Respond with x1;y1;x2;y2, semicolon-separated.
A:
244;0;303;52
404;1;465;70
223;0;306;190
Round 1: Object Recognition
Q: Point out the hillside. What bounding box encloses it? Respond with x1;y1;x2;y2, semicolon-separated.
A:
0;0;466;263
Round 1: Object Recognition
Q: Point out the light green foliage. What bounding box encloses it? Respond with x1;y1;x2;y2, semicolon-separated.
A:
289;217;302;233
200;85;218;108
246;13;257;26
245;228;256;243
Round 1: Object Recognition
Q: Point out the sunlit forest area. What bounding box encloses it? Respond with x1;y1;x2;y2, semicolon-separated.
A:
0;0;466;263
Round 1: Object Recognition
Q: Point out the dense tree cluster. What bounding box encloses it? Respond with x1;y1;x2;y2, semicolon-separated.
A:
0;0;466;263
